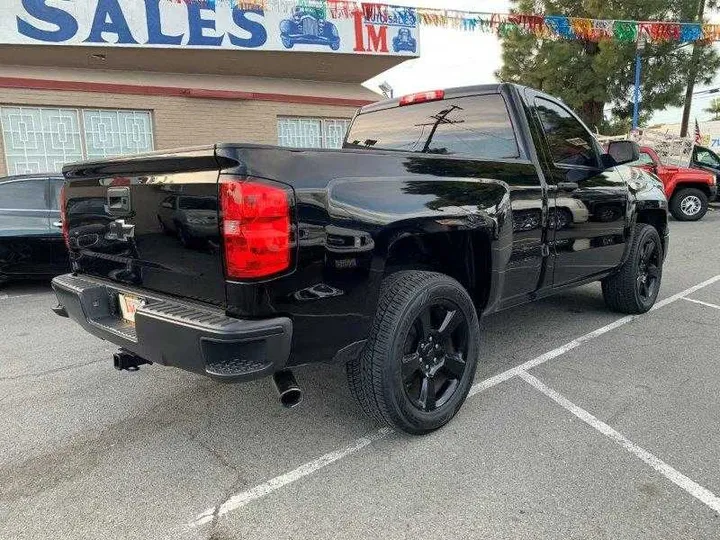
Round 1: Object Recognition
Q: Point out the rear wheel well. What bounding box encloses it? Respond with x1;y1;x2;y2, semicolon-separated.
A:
384;231;491;311
672;183;712;199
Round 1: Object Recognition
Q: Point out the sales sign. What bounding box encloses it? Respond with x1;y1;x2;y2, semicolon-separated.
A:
0;0;420;56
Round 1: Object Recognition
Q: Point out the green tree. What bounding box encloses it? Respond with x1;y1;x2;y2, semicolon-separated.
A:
705;98;720;120
497;0;720;131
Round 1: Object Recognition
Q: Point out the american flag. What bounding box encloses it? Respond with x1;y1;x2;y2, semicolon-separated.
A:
695;119;702;145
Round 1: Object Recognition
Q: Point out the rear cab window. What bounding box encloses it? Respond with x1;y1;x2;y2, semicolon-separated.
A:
345;94;520;160
179;196;217;211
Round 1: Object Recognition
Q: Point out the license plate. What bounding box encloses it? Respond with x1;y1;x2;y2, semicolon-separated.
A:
118;293;144;324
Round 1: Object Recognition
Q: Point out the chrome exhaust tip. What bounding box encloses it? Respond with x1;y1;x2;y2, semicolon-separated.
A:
273;370;303;409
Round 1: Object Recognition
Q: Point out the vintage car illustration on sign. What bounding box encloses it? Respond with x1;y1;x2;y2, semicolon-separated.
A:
393;28;417;53
280;6;341;50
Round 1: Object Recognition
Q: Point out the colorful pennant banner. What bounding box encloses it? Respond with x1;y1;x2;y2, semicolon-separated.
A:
163;0;720;43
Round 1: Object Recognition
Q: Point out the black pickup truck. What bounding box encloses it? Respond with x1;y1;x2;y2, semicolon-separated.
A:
52;84;669;434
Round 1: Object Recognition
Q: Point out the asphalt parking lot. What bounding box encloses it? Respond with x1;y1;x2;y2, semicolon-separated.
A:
2;209;720;540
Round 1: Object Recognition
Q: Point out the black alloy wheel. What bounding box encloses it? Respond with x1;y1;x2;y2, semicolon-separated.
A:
636;237;661;303
346;271;480;435
602;223;663;314
400;301;470;412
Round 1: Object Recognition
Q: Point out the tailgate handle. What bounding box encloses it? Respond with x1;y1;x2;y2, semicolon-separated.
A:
107;187;131;215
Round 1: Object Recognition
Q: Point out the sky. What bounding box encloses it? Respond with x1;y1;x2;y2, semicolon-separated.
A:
363;0;720;127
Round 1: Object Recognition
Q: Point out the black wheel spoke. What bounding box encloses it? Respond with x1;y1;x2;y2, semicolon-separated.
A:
418;376;436;411
636;275;646;297
418;307;433;339
443;352;466;378
401;352;421;382
641;242;653;263
399;298;471;414
647;264;659;279
437;309;461;338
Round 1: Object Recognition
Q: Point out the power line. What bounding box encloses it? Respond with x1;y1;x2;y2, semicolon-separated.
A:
694;87;720;96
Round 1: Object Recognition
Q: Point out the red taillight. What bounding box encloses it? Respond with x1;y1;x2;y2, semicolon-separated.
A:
219;178;291;280
60;184;70;249
399;90;445;106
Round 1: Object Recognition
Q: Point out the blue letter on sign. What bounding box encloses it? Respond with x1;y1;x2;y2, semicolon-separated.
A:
85;0;137;44
146;0;182;45
187;5;223;47
17;0;78;42
229;8;267;48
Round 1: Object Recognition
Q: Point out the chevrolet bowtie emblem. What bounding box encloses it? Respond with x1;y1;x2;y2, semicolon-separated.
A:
106;219;136;242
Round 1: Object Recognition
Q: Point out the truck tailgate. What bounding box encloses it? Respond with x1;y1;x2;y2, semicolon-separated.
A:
62;147;228;306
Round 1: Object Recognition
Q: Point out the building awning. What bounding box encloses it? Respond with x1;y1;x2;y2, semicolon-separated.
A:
0;45;406;84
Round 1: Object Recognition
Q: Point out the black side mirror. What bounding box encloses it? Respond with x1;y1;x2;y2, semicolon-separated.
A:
606;140;640;167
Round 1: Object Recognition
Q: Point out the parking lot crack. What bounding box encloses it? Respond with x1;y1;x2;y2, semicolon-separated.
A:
184;385;247;539
0;359;105;381
206;478;247;540
185;385;243;477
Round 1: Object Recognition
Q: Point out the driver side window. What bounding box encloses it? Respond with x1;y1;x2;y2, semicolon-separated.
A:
535;98;600;168
696;149;720;168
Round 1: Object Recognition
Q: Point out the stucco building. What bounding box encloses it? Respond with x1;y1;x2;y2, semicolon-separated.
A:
0;0;419;175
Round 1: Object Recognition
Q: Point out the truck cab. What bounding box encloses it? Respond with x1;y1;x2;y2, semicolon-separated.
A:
690;145;720;197
634;146;716;221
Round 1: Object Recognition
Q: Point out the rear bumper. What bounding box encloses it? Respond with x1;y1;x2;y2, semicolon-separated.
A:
52;274;292;382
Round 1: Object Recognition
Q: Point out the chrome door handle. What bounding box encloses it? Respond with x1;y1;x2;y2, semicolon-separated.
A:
557;182;579;190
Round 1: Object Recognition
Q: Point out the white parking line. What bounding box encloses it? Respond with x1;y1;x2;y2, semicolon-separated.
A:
189;274;720;528
519;371;720;515
192;428;393;527
682;297;720;311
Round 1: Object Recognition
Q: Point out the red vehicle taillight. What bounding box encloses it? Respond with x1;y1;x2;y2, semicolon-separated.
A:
219;177;292;280
59;184;70;248
399;90;445;106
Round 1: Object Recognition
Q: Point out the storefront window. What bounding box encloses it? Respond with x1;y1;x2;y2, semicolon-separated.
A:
83;109;154;160
278;117;351;149
1;106;154;175
0;107;83;174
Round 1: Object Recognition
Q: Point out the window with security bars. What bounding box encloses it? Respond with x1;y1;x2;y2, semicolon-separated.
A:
277;117;351;149
83;109;154;160
0;106;154;175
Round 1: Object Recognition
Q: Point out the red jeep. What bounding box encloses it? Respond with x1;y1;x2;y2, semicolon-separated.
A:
636;146;717;221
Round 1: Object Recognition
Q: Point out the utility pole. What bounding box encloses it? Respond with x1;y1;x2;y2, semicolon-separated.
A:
680;0;707;137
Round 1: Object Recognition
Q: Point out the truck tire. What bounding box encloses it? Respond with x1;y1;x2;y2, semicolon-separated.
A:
347;271;480;435
670;188;708;221
602;224;663;314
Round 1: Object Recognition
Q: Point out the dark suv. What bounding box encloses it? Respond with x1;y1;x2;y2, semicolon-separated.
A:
0;173;69;284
